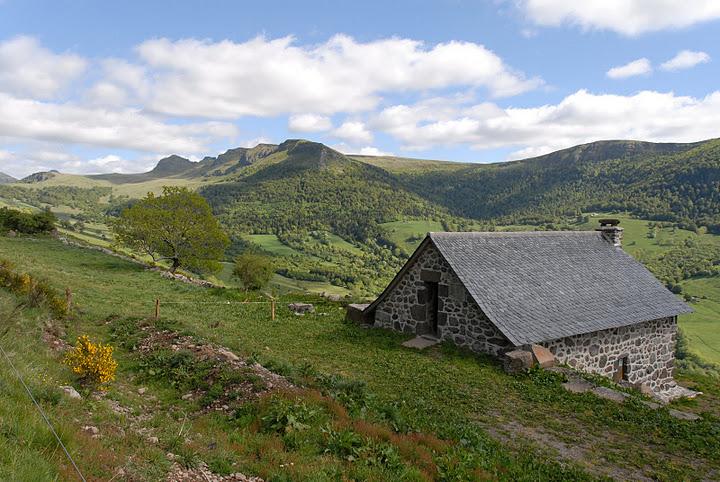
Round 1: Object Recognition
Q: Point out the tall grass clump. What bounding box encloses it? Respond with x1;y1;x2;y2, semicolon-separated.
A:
0;258;68;318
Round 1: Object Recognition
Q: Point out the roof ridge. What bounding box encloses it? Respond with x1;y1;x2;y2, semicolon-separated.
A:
429;230;600;236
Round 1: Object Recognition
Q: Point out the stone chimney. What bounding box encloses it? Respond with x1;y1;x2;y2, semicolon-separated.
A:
596;219;623;247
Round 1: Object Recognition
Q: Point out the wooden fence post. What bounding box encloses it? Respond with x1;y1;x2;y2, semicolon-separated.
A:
271;299;276;321
154;298;160;321
65;287;73;315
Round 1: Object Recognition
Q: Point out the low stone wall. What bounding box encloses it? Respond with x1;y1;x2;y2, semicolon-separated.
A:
540;317;677;391
374;242;511;355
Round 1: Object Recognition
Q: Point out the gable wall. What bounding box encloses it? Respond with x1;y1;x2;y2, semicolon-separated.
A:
374;241;512;355
541;317;677;390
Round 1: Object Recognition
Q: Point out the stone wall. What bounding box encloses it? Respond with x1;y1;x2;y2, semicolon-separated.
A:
374;242;511;355
540;317;677;390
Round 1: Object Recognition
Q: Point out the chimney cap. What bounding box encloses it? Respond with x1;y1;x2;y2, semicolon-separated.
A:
598;218;621;227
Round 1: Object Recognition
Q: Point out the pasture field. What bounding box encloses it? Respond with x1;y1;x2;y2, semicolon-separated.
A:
380;220;446;252
0;236;718;480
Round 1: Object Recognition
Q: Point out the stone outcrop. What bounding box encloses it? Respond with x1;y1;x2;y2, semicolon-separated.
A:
503;350;535;374
288;303;315;314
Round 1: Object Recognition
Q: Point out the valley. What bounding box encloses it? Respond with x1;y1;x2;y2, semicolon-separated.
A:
1;139;719;367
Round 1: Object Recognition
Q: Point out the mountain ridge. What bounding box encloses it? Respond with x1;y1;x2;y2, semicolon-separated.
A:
6;137;720;232
0;172;16;184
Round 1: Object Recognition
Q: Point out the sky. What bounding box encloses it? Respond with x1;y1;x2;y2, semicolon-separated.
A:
0;0;718;178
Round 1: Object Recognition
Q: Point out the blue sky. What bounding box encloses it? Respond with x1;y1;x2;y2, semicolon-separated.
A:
0;0;718;177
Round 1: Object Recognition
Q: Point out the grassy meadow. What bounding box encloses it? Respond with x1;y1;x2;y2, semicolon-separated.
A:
52;212;720;367
0;235;719;480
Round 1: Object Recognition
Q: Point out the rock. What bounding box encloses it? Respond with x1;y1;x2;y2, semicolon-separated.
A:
346;304;372;324
636;382;654;397
288;303;314;314
591;386;630;403
166;452;177;460
502;350;534;374
147;436;159;444
7;230;16;238
530;344;556;368
402;335;441;350
668;409;701;421
641;400;662;410
326;294;342;302
562;379;594;394
181;393;193;400
217;348;240;362
60;385;82;400
82;425;99;435
137;387;147;395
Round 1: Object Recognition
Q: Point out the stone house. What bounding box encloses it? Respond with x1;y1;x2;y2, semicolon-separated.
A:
363;221;692;392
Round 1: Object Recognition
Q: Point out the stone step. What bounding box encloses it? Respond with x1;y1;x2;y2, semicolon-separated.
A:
402;335;441;350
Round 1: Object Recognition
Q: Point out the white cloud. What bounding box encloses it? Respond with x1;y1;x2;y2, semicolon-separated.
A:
517;0;720;35
606;58;652;79
373;90;720;155
0;92;238;154
288;114;332;132
660;50;711;71
86;82;129;106
0;36;86;98
332;121;373;144
358;146;394;156
85;154;141;173
238;136;273;148
137;35;541;118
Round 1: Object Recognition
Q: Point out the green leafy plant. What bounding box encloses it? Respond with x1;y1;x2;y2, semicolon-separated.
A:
111;186;229;273
232;253;275;290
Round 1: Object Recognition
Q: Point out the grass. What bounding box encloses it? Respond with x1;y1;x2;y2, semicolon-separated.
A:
350;155;472;173
578;213;720;259
15;173;207;198
0;235;719;480
246;234;304;257
380;220;445;252
215;262;351;297
320;232;363;255
680;276;720;365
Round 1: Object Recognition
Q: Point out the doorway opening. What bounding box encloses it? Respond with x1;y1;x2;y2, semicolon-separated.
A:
424;281;439;336
620;356;630;381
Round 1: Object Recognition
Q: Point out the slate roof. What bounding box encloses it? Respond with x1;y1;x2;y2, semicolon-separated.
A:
371;231;692;346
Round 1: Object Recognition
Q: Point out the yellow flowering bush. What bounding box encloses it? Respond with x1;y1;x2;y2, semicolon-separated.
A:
64;335;118;388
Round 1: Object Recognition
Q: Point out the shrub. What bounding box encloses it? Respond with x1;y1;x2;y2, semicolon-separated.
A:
0;207;56;234
232;253;275;290
63;335;118;388
0;258;68;318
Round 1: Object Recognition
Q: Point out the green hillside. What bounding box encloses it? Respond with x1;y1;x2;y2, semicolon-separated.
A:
396;139;720;230
1;136;719;307
0;235;719;480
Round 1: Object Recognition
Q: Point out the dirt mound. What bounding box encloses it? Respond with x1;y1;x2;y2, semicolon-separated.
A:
167;462;263;482
136;325;293;412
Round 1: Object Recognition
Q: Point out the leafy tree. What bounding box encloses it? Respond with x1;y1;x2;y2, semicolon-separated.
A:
233;253;275;290
0;207;56;234
111;187;229;273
